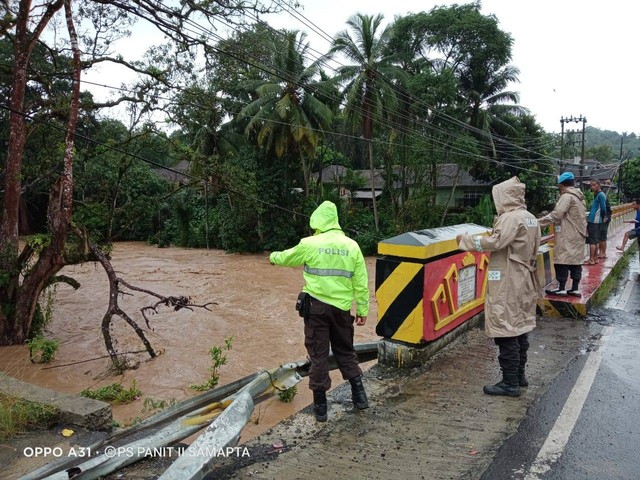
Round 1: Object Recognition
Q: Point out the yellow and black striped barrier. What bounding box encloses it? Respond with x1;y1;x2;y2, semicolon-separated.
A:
375;224;491;345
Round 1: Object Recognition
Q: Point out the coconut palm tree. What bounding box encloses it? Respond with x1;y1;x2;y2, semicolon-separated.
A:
459;64;528;157
329;13;406;231
239;30;333;197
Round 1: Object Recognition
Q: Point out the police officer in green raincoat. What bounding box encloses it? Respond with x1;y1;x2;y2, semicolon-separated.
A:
269;201;370;421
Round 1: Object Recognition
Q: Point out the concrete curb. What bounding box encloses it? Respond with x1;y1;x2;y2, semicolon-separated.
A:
377;311;484;368
0;372;112;431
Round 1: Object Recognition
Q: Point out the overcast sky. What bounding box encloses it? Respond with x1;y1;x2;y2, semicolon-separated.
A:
84;0;637;135
261;0;637;135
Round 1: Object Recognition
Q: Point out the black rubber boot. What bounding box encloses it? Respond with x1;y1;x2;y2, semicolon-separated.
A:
483;380;521;397
518;371;529;387
313;390;327;422
349;375;369;410
517;334;529;388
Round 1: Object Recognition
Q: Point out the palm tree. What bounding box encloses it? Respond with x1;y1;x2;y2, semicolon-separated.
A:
459;64;528;157
239;30;333;197
329;13;406;231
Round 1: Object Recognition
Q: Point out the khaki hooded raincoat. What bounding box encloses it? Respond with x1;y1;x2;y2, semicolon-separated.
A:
538;187;587;265
458;177;541;338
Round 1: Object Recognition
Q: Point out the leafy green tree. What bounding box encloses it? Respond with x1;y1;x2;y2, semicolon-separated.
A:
205;23;278;115
239;30;332;197
585;144;615;164
329;13;406;231
621;157;640;200
483;113;556;213
73;120;173;241
418;4;524;157
0;0;282;345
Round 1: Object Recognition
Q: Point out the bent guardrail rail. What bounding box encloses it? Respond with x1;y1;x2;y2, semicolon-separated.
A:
34;363;304;480
22;343;378;480
159;363;303;480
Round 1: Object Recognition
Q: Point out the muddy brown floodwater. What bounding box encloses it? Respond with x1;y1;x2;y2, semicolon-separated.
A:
0;242;379;442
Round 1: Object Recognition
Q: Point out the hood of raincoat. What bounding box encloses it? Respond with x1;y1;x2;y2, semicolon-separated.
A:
563;186;585;202
492;176;526;215
309;201;341;234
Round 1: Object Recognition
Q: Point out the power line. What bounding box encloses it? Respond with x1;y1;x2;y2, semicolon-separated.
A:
2;3;558;178
267;1;559;160
0;56;556;177
0;101;323;227
173;7;559;172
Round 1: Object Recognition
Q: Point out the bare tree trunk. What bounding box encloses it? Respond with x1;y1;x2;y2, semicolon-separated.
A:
204;181;210;249
361;97;379;231
368;139;379;231
430;159;438;207
75;228;216;364
1;1;34;261
86;241;157;361
1;0;76;345
301;154;310;198
440;164;462;226
0;1;63;342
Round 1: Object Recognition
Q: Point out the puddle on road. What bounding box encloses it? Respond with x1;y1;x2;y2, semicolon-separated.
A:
0;242;380;442
603;255;640;310
602;327;640;390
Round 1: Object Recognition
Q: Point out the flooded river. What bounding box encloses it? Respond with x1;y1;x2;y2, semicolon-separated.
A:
0;242;379;441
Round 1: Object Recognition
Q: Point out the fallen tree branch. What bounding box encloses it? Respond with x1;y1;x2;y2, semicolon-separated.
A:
41;350;149;369
73;227;217;367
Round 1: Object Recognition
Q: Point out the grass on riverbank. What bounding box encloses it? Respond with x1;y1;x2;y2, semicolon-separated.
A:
80;380;141;404
0;393;59;441
590;243;636;307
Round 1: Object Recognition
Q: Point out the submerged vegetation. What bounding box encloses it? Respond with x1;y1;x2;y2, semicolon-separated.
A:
80;381;142;404
191;337;234;392
26;336;60;364
277;385;298;403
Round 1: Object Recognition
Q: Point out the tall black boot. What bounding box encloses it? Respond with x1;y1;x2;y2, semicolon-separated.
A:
313;390;327;422
486;339;521;397
349;375;369;410
518;370;529;387
518;333;529;387
483;371;521;397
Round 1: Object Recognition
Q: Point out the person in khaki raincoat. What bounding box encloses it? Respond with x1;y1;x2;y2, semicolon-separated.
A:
538;172;587;297
456;176;541;397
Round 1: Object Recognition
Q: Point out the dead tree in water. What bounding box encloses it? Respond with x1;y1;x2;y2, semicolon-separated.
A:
80;231;217;366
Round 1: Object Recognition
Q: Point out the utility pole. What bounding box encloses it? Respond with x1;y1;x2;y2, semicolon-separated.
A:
618;134;625;201
560;116;566;160
560;115;587;186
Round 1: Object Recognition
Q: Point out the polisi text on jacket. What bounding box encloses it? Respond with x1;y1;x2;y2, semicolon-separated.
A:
318;247;349;256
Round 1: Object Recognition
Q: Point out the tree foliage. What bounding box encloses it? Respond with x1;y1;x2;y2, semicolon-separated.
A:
2;1;577;346
621;157;640;200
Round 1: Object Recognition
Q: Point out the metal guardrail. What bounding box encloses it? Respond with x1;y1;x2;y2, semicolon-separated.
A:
22;343;378;480
540;202;636;246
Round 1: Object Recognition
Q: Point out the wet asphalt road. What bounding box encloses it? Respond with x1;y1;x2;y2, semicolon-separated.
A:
218;255;640;480
482;256;640;480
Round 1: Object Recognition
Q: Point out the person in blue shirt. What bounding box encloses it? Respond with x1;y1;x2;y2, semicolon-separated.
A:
586;179;607;265
616;199;640;251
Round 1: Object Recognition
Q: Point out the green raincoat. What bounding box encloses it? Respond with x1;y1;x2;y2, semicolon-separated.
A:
269;201;370;316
